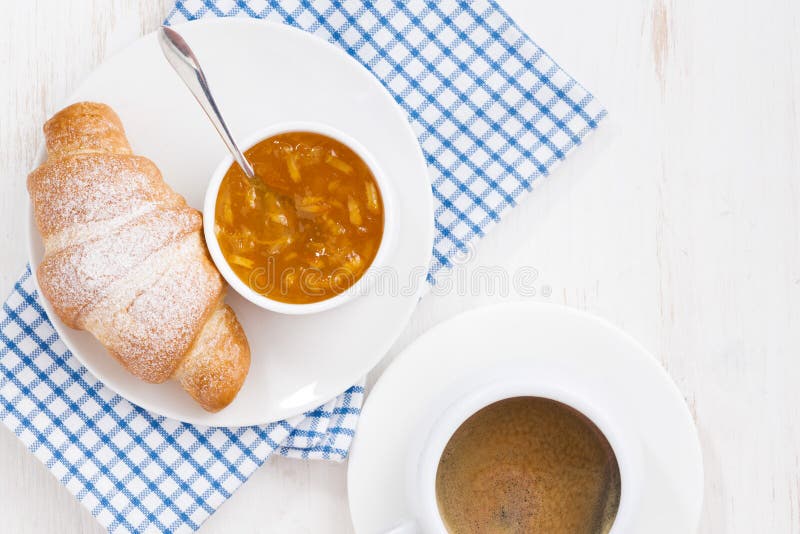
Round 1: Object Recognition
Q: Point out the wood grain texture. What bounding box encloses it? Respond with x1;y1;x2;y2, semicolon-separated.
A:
1;0;799;532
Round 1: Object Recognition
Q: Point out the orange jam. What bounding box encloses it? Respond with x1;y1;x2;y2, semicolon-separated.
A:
214;131;384;304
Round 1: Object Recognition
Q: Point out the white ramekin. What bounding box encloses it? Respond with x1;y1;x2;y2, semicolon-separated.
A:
203;121;396;315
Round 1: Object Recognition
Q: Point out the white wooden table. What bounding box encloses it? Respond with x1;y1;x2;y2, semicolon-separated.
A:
2;1;799;532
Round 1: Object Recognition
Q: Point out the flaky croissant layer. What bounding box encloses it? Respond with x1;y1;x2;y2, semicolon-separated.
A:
28;102;251;412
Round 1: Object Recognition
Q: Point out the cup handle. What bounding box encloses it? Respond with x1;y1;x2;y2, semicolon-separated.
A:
381;519;419;534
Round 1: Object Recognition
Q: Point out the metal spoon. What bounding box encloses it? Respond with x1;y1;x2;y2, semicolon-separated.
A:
158;25;258;179
158;25;297;234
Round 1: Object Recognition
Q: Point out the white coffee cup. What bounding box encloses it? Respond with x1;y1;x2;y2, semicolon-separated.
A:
385;366;644;533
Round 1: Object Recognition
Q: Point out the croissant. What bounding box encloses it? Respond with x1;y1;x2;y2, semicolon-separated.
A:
27;102;251;412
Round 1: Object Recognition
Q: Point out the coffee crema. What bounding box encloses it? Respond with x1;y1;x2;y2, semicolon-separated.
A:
435;397;621;534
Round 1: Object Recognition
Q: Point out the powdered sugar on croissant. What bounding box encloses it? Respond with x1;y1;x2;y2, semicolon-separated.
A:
28;102;250;412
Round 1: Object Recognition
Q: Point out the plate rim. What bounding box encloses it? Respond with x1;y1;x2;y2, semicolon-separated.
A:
25;17;435;427
346;301;704;532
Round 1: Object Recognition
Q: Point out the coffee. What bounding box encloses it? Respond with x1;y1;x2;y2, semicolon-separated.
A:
435;397;621;534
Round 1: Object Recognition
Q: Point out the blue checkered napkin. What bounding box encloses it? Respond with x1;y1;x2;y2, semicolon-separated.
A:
0;267;362;533
0;2;604;533
166;0;606;280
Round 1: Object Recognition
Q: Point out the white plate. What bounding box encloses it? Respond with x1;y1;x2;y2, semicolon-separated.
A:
348;303;704;533
26;19;434;427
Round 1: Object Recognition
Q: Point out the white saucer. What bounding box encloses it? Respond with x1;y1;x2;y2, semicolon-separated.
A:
347;303;703;533
26;19;434;426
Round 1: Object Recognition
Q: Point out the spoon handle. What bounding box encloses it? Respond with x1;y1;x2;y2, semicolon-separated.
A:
158;26;256;178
